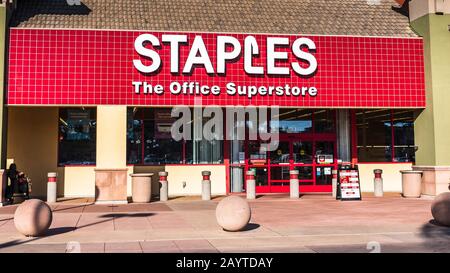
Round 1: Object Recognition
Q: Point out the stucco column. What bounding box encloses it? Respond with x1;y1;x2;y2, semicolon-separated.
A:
96;105;127;168
409;0;450;195
95;106;128;204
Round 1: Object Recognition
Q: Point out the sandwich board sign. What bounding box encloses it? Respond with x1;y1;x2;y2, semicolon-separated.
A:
337;167;361;201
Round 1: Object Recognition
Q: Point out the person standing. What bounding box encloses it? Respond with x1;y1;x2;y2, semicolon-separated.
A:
5;163;19;203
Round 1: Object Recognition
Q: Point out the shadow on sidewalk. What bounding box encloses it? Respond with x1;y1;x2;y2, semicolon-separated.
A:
0;212;158;250
419;219;450;252
242;223;260;231
99;213;155;218
421;220;450;237
0;238;39;250
45;227;77;236
220;223;260;232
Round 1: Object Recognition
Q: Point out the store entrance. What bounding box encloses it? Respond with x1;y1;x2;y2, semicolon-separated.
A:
245;134;337;193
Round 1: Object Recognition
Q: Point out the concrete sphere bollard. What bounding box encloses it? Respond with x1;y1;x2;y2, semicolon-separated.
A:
14;199;53;237
216;196;251;232
431;192;450;226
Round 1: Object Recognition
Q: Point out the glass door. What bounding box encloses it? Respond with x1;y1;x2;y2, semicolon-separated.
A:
268;140;291;192
309;139;336;192
246;141;270;193
240;109;337;194
245;136;336;193
292;139;315;191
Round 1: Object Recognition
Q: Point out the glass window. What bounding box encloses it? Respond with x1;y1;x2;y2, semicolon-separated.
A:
247;140;267;165
186;139;223;164
314;110;335;133
144;109;183;164
186;115;223;164
356;109;416;163
270;166;290;180
126;108;183;165
249;167;268;187
293;141;313;163
270;141;290;164
316;166;334;185
127;107;223;165
127;108;142;164
294;166;313;180
315;141;335;164
271;109;313;133
393;110;415;162
356;110;393;162
58;108;96;166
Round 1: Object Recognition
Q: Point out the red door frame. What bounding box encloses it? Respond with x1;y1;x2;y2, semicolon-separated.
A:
225;109;338;194
246;133;337;193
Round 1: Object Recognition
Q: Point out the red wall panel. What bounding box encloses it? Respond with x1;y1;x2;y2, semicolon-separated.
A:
7;28;426;108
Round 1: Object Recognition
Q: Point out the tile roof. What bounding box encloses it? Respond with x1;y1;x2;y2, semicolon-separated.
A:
10;0;417;37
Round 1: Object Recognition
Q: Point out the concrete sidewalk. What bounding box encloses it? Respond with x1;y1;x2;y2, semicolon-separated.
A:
0;194;449;253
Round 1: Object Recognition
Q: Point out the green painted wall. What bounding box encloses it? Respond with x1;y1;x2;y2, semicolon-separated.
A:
411;14;450;166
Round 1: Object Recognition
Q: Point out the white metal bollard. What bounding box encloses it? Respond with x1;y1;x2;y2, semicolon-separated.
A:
332;170;338;198
47;172;57;203
246;170;256;199
290;170;299;199
202;171;211;201
374;169;383;197
159;171;168;201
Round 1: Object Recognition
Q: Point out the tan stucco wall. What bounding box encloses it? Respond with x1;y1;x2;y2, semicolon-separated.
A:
358;163;413;192
62;166;96;197
62;166;135;197
165;165;227;196
62;164;227;198
6;107;58;197
96;105;127;169
5;106;227;198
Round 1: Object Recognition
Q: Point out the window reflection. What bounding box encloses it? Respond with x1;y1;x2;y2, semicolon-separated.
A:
248;141;267;165
127;108;223;165
356;109;393;162
249;168;268;186
127;108;142;164
357;109;416;163
393;110;415;162
314;110;335;133
293;141;313;163
270;166;290;180
58;108;96;166
294;166;313;180
316;166;334;185
270;109;312;133
270;141;290;164
142;110;183;164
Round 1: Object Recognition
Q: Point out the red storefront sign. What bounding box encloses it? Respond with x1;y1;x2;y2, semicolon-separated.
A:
7;28;425;107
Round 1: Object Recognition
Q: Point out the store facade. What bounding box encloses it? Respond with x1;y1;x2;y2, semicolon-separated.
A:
4;27;425;197
5;0;448;200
